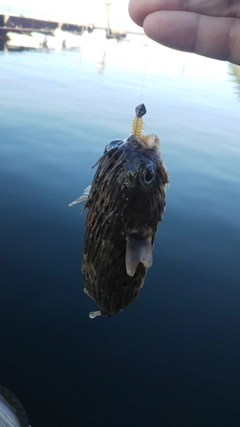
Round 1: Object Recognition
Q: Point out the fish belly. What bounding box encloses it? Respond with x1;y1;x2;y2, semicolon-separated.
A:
82;219;147;316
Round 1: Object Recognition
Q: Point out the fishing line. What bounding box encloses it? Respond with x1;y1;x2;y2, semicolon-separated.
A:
140;42;149;101
140;57;148;99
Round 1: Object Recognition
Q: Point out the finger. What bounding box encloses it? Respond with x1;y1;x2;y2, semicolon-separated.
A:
143;11;240;65
129;0;240;27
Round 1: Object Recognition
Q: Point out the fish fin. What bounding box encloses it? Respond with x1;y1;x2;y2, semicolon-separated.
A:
126;235;153;277
89;311;102;319
68;185;91;207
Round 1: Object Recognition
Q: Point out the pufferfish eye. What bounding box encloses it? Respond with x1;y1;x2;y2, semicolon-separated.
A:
140;164;155;187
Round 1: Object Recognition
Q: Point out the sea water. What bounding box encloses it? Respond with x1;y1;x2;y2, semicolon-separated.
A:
0;34;240;426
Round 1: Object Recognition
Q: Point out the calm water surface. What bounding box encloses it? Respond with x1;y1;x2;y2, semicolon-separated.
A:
0;36;240;426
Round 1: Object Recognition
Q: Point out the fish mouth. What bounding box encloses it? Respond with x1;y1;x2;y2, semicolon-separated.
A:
128;133;160;150
139;134;160;149
125;228;153;277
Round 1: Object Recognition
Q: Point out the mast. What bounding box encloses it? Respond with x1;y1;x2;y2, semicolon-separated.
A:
105;1;111;37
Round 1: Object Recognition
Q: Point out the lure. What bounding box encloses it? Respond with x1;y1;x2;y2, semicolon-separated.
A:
131;103;146;139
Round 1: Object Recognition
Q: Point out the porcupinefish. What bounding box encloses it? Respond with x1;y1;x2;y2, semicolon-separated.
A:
69;104;169;318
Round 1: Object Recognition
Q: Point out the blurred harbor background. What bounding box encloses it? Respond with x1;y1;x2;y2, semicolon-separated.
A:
0;1;240;426
0;0;142;51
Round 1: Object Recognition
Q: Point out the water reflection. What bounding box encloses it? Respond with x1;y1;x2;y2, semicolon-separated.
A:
229;63;240;97
97;51;106;74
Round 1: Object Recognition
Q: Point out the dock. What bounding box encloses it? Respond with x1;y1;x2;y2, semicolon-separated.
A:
0;13;143;42
0;14;93;39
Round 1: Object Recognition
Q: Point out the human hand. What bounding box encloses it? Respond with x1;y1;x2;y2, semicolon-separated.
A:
128;0;240;65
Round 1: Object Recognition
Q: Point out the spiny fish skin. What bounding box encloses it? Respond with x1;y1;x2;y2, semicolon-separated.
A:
81;133;168;317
